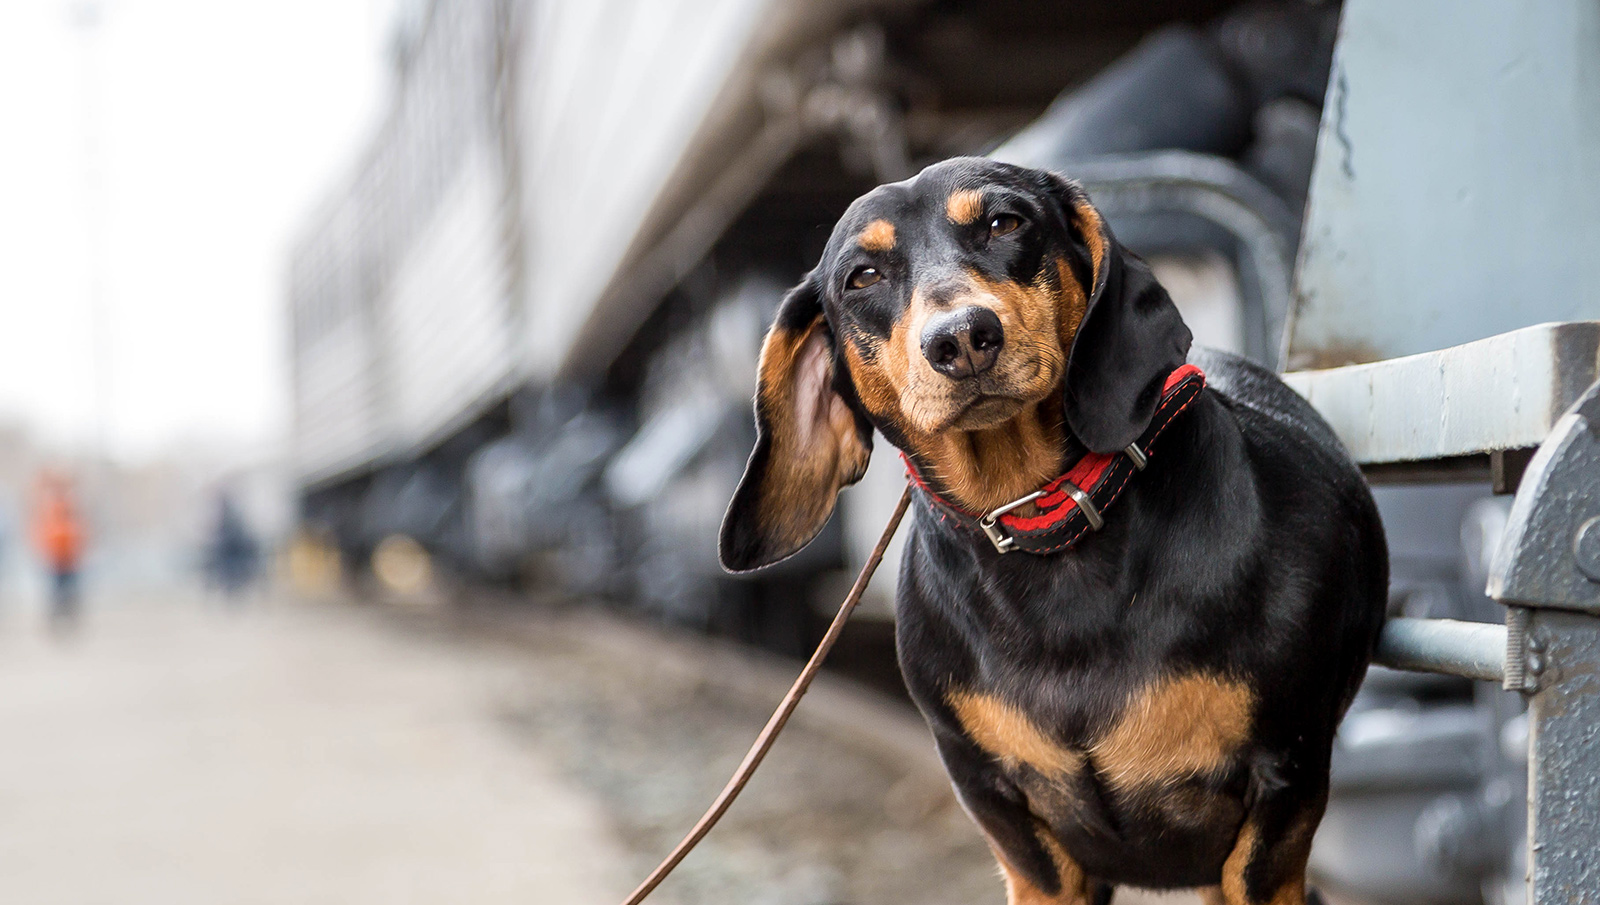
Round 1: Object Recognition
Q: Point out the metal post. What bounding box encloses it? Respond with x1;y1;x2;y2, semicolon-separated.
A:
1517;610;1600;900
1489;377;1600;903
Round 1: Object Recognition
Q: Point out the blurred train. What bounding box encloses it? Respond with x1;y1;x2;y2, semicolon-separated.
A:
291;0;1327;621
289;2;1526;901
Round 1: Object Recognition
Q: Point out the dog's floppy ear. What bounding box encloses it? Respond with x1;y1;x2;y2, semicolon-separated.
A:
1051;179;1192;453
720;273;872;573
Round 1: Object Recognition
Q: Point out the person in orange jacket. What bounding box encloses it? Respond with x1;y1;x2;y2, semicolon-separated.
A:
31;471;85;628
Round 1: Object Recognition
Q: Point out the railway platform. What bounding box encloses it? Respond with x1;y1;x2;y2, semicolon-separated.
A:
0;592;624;905
0;589;1214;904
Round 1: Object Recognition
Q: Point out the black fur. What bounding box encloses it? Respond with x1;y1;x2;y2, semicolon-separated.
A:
899;343;1385;892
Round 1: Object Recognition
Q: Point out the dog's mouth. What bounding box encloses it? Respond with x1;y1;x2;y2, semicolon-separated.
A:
945;394;1027;431
921;356;1057;432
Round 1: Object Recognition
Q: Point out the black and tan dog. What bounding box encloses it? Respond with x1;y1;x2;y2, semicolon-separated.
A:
719;157;1386;904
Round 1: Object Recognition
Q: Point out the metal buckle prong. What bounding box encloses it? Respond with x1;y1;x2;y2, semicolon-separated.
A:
1124;443;1148;470
979;490;1044;554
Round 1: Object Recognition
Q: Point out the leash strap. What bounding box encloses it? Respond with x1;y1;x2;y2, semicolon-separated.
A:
619;486;912;905
904;364;1205;555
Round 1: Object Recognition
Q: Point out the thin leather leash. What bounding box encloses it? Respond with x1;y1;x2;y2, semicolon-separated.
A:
617;486;912;905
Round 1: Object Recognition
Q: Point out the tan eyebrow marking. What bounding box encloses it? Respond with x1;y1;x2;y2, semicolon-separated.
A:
857;219;895;252
946;189;985;225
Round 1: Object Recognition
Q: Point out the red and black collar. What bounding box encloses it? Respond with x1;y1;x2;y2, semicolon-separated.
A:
902;364;1206;555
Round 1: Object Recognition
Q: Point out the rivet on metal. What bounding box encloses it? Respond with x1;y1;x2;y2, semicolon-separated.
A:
1573;516;1600;583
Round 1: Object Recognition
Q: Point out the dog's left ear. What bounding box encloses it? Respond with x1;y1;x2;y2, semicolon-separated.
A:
720;273;873;573
1046;175;1192;453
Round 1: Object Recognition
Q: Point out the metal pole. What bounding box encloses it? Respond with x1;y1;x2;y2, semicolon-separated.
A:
1489;377;1600;904
1374;617;1507;683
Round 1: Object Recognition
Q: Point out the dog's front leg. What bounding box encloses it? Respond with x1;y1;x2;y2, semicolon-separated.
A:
933;732;1103;905
1201;781;1326;905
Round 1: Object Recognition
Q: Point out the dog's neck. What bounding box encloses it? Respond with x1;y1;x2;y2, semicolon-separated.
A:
912;400;1070;514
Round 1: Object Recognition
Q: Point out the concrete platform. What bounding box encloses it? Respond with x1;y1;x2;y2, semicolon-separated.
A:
0;590;1218;905
0;594;628;905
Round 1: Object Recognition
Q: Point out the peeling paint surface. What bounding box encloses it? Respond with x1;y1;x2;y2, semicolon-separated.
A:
1289;0;1600;367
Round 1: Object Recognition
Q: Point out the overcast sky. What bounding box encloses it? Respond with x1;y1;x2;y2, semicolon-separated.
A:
0;0;396;463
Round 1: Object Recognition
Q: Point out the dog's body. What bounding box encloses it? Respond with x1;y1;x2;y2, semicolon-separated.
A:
720;158;1387;904
897;347;1386;901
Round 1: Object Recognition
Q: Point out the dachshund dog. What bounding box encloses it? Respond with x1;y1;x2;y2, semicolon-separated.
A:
719;157;1387;904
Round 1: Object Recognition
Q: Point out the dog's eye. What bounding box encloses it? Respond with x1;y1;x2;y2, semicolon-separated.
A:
989;214;1022;238
847;266;882;290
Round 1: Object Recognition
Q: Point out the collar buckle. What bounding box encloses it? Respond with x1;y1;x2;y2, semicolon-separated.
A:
979;475;1109;554
980;490;1044;553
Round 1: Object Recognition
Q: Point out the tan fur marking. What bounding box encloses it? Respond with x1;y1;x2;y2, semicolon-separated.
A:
1218;821;1257;905
947;188;986;225
858;219;895;252
953;674;1255;903
915;403;1067;513
841;338;900;424
1071;199;1107;289
1217;806;1321;905
1053;257;1089;352
949;690;1084;776
987;834;1094;905
1090;674;1254;793
752;315;870;552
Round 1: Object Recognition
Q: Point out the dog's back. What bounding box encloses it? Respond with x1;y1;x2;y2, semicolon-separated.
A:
1190;345;1389;722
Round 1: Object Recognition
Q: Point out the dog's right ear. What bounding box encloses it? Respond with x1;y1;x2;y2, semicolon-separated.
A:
720;274;872;573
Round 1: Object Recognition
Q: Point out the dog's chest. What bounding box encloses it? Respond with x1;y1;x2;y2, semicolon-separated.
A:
943;671;1255;883
945;672;1254;793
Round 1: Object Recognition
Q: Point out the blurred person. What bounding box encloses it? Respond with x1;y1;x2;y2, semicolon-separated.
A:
30;471;85;631
204;491;260;600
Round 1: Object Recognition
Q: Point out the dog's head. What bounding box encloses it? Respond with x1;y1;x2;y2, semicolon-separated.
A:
720;157;1191;572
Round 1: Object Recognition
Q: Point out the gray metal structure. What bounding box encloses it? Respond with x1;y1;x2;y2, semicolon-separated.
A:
1308;361;1600;904
1282;1;1600;901
1490;378;1600;903
1288;0;1600;370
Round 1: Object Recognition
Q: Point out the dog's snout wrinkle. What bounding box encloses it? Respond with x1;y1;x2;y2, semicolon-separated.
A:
921;306;1003;380
925;284;957;308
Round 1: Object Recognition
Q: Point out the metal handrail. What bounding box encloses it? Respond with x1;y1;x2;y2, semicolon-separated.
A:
1374;617;1507;683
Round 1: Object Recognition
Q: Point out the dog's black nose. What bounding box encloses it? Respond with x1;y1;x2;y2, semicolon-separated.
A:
921;307;1003;379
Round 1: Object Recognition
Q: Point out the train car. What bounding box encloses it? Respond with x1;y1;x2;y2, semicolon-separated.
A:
291;0;1262;590
290;0;522;573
